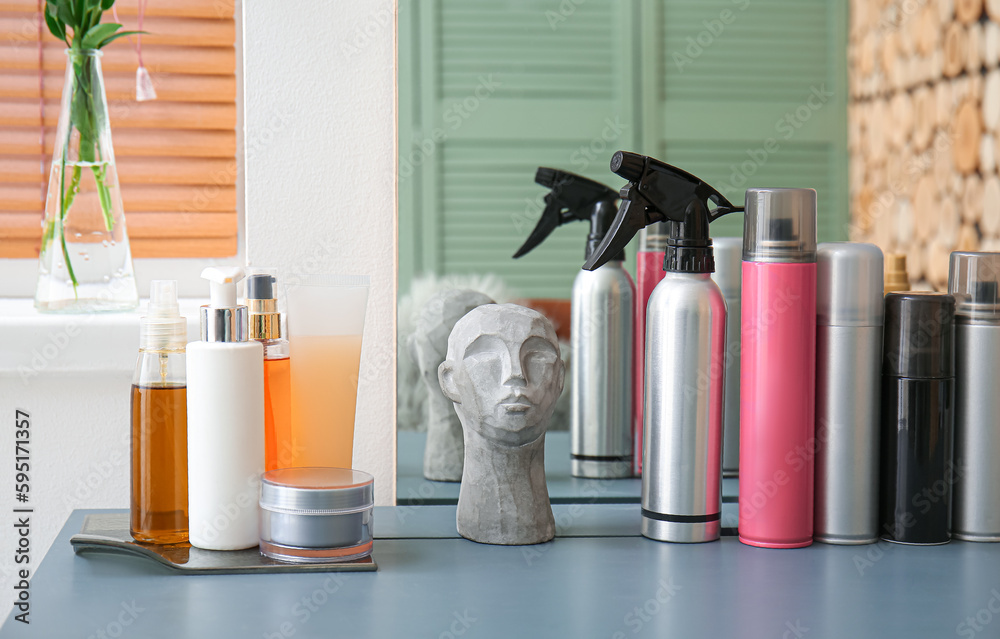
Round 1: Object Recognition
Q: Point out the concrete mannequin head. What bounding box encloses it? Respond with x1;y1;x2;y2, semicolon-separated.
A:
438;304;564;447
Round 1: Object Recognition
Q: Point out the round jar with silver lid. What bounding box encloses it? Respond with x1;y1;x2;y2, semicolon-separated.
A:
259;467;374;563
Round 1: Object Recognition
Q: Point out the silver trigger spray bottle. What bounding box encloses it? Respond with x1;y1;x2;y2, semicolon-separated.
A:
585;152;743;542
514;168;635;479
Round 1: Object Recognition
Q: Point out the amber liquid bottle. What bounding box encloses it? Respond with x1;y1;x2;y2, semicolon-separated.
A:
247;273;292;471
131;281;189;544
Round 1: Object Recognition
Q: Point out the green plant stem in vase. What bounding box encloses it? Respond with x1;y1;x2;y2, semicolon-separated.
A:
34;0;143;313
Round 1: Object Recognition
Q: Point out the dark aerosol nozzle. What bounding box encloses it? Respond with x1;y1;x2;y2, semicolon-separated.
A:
514;168;622;262
583;151;743;274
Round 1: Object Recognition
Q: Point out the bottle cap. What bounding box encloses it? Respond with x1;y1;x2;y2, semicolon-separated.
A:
742;188;817;263
711;237;742;297
948;251;1000;324
247;272;281;341
199;266;249;343
884;253;909;294
140;280;186;350
817;242;884;327
883;292;955;379
260;467;374;513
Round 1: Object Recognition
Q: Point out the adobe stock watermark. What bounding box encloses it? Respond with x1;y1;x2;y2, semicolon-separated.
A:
608;578;681;638
399;75;502;182
957;588;1000;638
718;84;835;194
854;459;966;576
739;409;822;522
194;471;261;547
684;285;802;402
341;3;395;58
672;0;752;73
262;574;349;639
546;0;588;31
435;609;478;639
84;600;145;639
779;620;810;639
521;480;611;566
847;126;955;239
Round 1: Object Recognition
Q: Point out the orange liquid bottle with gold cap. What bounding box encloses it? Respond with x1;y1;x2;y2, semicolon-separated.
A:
247;273;292;471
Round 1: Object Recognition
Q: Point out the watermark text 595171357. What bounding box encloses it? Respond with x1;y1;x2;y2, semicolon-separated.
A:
12;409;32;624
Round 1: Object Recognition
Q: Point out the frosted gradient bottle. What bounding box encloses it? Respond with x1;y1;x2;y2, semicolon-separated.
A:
632;225;667;476
285;275;369;469
739;188;817;549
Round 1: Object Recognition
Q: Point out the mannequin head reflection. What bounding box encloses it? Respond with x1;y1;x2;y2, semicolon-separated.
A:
409;289;493;481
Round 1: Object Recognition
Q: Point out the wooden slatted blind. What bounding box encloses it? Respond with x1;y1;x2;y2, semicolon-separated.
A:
0;0;238;258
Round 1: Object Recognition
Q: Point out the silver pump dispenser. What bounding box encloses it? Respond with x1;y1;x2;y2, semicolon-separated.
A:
199;266;249;343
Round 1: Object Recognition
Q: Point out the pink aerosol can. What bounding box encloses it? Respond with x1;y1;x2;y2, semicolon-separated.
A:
739;188;817;548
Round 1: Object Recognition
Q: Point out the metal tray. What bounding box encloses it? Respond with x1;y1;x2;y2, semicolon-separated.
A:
70;513;377;574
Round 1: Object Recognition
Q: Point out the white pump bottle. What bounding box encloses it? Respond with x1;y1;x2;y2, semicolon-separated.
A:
187;266;265;550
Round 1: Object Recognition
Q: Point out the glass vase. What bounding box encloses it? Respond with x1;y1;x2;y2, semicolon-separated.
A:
34;49;138;313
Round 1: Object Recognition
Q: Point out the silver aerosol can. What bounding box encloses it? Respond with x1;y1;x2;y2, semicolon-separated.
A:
814;242;884;545
949;251;1000;541
513;168;634;478
584;151;743;542
712;237;742;478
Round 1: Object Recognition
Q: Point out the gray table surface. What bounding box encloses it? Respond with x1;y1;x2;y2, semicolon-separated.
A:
4;506;999;638
398;431;739;505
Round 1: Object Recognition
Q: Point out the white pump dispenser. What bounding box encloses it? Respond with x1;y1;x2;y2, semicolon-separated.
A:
186;266;265;550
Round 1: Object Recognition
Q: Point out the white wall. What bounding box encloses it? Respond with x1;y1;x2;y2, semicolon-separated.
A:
242;0;397;505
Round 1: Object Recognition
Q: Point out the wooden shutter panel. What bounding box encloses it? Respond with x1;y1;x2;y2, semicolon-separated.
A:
641;0;849;242
0;0;238;258
399;0;640;298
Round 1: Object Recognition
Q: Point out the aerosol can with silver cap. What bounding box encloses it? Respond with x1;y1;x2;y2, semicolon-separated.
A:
949;251;1000;541
514;168;635;479
814;242;884;545
584;151;743;542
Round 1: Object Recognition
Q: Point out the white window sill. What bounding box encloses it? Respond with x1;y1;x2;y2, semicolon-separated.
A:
0;298;204;375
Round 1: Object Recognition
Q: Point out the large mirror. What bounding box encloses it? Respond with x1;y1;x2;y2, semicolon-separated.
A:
396;0;847;506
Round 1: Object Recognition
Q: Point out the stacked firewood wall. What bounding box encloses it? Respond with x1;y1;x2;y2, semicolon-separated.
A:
849;0;1000;289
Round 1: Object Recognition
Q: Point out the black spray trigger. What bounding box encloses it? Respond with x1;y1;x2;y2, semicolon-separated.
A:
584;151;744;273
513;194;563;258
513;167;622;262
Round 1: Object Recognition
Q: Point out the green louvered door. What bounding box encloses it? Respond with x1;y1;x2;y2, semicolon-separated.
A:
641;0;848;241
398;1;849;296
398;0;640;298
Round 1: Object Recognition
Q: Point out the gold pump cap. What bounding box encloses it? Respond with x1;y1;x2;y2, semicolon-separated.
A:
884;253;909;295
247;273;281;340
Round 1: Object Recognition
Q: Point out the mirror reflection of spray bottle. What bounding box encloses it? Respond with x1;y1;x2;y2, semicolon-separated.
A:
739;188;817;549
514;168;634;479
633;224;668;476
584;151;743;542
712;237;742;479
